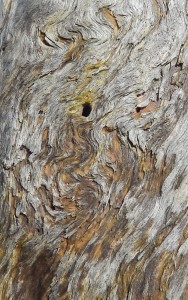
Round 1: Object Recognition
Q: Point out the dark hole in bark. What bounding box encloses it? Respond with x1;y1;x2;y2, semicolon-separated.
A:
136;105;148;113
153;77;159;82
136;91;145;97
175;62;183;70
136;107;141;113
82;103;92;117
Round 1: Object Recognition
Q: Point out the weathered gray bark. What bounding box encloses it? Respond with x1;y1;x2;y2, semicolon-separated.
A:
0;0;188;299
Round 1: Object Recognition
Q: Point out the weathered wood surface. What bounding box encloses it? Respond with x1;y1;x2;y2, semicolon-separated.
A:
0;0;188;299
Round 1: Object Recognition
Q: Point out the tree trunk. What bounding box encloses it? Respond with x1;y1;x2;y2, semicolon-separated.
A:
1;0;188;299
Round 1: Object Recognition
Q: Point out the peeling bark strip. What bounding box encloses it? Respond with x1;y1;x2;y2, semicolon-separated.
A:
0;0;188;299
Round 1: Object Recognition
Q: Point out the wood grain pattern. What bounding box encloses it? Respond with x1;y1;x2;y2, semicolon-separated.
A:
0;0;188;299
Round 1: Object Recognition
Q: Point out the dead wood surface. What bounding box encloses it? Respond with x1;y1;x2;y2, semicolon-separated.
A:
0;0;188;299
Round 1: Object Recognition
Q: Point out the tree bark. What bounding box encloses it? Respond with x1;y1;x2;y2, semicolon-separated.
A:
0;0;188;299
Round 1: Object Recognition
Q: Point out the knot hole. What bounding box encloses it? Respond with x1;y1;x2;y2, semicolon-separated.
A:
82;103;92;117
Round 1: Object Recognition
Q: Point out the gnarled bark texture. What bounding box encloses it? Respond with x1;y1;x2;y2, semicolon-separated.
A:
1;0;188;299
